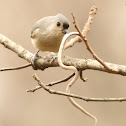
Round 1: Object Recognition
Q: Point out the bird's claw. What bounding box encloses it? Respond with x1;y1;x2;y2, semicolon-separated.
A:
31;50;40;70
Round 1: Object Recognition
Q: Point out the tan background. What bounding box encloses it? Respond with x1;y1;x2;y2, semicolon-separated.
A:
0;0;126;126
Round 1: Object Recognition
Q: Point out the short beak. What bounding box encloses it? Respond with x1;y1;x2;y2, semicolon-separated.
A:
62;29;68;34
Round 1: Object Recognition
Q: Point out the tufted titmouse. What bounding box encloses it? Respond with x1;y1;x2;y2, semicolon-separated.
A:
31;14;70;53
31;14;69;68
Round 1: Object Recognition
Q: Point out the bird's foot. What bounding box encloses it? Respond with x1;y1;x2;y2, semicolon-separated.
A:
31;50;40;70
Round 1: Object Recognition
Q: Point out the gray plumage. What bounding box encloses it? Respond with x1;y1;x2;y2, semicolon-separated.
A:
31;14;70;52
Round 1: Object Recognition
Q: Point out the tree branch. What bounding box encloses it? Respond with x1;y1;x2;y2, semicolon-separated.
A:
0;33;126;75
0;34;33;62
32;74;126;102
26;72;75;92
0;63;31;71
64;6;97;50
71;13;118;74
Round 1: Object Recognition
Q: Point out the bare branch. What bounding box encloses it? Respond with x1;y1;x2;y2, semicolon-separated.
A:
81;6;97;36
0;34;126;75
0;34;33;62
26;71;87;92
46;72;75;86
26;85;41;92
26;72;75;92
64;6;97;50
71;13;119;74
32;74;126;102
0;63;31;72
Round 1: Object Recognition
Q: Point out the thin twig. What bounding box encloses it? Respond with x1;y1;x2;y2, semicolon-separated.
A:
27;71;87;92
26;86;41;92
71;13;119;74
81;6;97;36
46;72;75;86
0;63;31;72
64;6;97;50
32;74;126;102
26;73;75;92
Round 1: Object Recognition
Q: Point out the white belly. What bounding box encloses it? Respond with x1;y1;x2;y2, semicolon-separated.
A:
31;36;63;53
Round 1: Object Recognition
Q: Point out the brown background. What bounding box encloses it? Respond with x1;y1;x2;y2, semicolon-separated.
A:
0;0;126;126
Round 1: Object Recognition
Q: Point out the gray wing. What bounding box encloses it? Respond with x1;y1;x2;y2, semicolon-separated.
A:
31;16;54;38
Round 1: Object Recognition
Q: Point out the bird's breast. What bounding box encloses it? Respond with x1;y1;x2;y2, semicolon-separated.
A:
31;32;63;53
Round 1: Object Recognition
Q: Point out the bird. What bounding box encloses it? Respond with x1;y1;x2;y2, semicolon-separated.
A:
31;14;70;69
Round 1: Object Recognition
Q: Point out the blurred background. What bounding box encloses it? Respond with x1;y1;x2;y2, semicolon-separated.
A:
0;0;126;126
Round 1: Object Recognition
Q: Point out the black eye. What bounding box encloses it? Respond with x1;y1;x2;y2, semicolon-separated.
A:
57;22;61;27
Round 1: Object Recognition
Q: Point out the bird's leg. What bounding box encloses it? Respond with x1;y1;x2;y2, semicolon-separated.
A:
31;50;40;70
